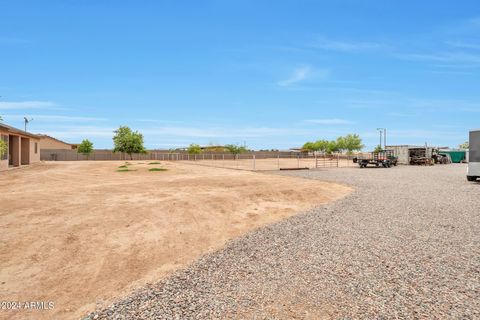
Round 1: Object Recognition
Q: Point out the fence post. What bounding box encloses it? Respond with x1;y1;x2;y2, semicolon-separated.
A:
277;153;280;169
253;154;256;170
337;153;339;167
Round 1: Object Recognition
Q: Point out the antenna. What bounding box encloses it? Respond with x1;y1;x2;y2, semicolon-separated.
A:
24;117;33;132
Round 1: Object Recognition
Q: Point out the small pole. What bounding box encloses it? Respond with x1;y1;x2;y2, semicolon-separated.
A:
253;154;256;170
384;128;387;149
277;153;280;169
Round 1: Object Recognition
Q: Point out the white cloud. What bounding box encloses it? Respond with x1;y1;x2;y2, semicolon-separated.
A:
3;114;106;122
445;40;480;50
395;51;480;64
0;100;57;110
304;118;353;125
0;36;30;45
311;37;384;52
277;66;312;87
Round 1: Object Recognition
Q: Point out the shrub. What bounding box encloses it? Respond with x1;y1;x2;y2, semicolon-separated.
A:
113;126;147;160
77;139;94;159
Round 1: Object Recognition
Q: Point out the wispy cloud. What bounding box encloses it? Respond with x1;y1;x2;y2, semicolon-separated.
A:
32;124;317;142
395;51;480;64
310;37;385;52
0;36;31;46
0;100;58;110
304;118;353;125
277;66;312;87
4;114;106;122
445;40;480;50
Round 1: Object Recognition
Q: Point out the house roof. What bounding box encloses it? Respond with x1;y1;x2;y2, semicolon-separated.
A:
37;134;77;146
0;122;40;139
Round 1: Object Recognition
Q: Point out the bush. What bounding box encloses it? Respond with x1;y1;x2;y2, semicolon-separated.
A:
0;139;7;159
187;144;202;155
77;139;94;159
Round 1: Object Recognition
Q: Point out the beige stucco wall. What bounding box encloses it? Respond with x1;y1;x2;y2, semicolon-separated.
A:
0;128;40;170
39;137;73;150
30;139;40;163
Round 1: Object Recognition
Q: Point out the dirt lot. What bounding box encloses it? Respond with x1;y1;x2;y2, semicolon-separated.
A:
0;161;350;319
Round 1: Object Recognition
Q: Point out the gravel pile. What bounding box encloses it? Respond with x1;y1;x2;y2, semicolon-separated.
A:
85;164;479;319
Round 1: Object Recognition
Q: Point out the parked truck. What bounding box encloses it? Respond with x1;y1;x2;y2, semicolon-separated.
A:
467;129;480;181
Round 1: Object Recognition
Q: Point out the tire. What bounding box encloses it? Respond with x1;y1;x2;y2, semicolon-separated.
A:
467;176;477;182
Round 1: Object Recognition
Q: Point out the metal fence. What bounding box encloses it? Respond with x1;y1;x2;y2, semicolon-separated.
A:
179;153;359;171
41;149;361;171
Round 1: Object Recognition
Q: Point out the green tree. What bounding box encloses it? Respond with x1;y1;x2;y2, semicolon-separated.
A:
112;126;147;160
459;141;469;149
313;140;329;152
77;139;94;159
325;140;339;154
374;144;383;153
341;134;364;154
0;139;7;159
336;136;346;153
225;144;247;159
302;141;316;152
187;143;202;155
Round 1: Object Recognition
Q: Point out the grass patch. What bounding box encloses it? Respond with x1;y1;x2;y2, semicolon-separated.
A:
118;165;128;168
148;162;161;165
117;168;137;172
149;167;168;172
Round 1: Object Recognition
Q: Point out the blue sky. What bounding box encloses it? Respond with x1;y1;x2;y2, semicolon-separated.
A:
0;0;479;150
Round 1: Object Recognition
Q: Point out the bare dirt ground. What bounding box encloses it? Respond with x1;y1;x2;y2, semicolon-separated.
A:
0;161;350;320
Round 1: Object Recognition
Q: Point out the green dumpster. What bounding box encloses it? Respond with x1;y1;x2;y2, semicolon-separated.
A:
440;150;466;163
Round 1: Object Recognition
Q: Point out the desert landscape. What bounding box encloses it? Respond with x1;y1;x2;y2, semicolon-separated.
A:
0;161;351;319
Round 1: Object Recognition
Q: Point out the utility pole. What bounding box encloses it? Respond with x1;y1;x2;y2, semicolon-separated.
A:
377;128;386;149
24;117;33;132
384;128;387;149
376;128;383;149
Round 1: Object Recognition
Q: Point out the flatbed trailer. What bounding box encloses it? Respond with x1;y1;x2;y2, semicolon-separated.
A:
353;150;398;168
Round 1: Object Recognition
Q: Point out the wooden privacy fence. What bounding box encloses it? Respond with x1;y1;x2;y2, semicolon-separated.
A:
41;149;361;171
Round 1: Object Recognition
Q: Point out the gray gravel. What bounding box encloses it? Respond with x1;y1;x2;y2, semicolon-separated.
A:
85;164;479;319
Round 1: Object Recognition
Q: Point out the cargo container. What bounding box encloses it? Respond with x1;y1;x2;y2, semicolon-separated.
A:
467;130;480;181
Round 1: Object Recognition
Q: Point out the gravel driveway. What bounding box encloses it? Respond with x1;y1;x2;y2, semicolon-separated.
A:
86;164;479;319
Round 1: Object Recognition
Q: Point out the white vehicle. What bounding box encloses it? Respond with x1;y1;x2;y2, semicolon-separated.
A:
467;130;480;181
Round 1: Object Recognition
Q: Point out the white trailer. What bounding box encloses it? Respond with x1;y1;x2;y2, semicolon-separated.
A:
467;130;480;181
